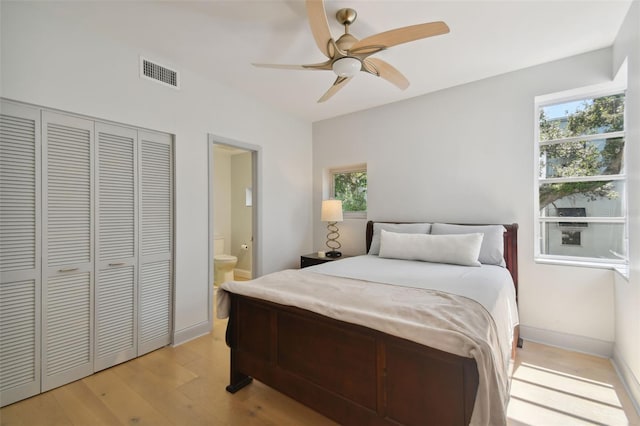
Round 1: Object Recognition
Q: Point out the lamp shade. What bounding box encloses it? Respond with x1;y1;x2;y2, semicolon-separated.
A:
321;199;343;222
332;57;361;78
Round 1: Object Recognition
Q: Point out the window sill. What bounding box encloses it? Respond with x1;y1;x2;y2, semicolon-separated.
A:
613;264;630;281
343;211;367;220
535;257;628;275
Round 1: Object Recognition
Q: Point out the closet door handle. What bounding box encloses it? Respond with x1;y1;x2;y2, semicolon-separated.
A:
58;267;79;273
108;262;125;267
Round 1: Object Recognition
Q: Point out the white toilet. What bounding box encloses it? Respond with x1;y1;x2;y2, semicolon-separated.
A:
214;237;237;286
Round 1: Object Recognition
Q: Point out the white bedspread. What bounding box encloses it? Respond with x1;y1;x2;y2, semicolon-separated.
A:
217;255;519;426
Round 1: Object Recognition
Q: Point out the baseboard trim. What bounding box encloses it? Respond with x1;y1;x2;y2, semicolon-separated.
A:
612;347;640;416
172;320;212;346
519;325;613;358
234;268;251;279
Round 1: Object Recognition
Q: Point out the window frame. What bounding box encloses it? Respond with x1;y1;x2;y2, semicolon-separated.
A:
330;164;367;219
534;88;628;269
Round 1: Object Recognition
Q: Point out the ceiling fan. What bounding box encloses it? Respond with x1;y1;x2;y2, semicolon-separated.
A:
253;0;450;103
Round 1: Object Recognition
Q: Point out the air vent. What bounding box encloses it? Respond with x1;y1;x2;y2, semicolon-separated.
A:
140;57;180;89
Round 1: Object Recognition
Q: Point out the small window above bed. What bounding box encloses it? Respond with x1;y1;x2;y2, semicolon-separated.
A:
330;164;367;219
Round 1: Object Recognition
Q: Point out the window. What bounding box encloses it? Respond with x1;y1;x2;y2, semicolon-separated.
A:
561;231;582;246
331;165;367;218
536;92;627;266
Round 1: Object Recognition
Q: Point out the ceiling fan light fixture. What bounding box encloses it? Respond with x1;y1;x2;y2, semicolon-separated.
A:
332;57;361;77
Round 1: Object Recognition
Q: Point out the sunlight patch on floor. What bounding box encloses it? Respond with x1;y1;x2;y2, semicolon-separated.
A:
508;361;628;426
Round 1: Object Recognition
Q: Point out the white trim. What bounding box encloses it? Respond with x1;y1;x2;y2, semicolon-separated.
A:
540;174;625;184
344;211;367;219
533;96;543;259
172;321;211;347
207;142;214;331
612;347;640;416
613;264;630;280
329;163;367;174
535;256;627;269
538;216;626;223
540;130;625;146
519;325;613;358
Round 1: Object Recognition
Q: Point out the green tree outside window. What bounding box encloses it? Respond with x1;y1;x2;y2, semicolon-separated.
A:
539;94;625;210
334;171;367;212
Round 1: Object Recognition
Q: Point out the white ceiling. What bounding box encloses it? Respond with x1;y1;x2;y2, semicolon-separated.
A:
64;0;632;122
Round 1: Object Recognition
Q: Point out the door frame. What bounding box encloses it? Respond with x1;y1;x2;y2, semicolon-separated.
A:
207;134;261;325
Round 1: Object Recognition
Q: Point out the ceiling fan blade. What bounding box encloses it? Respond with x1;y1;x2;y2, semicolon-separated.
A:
252;61;332;71
363;58;409;90
306;0;333;58
349;21;449;53
318;76;352;103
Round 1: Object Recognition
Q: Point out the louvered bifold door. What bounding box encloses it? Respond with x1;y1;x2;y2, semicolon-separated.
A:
138;131;173;356
41;112;94;391
0;102;41;407
94;123;137;372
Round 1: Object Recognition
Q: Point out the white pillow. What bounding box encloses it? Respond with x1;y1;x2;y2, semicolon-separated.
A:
430;223;506;267
378;230;484;267
368;222;431;255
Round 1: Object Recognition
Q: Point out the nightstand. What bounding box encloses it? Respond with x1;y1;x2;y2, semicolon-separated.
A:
300;253;346;268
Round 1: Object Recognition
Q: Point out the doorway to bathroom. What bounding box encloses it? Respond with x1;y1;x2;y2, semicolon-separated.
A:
208;134;260;320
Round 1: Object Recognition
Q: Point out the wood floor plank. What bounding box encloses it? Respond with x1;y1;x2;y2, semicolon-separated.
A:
181;348;229;383
113;352;198;395
131;346;201;382
49;380;122;426
136;388;210;426
0;392;72;426
164;343;203;367
81;369;173;426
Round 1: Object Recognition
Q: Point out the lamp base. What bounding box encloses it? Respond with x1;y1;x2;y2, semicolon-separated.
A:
325;250;342;258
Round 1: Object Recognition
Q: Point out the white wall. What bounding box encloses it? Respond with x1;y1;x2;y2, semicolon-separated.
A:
612;0;640;410
230;152;253;272
1;1;313;341
313;48;618;354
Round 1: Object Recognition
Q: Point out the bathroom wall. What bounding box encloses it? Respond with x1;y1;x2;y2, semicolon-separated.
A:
213;147;232;254
213;146;252;274
231;152;252;273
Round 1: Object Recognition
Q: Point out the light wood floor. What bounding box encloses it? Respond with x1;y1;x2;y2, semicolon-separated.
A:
2;307;639;425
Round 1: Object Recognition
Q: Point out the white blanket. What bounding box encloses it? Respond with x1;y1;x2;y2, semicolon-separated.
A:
217;257;518;426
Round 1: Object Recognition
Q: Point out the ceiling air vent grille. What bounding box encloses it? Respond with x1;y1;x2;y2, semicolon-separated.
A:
140;57;180;89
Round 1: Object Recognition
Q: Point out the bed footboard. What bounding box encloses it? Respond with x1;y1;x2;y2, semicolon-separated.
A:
226;293;480;426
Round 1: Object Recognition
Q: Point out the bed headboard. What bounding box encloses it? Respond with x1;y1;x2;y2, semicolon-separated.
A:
365;221;519;300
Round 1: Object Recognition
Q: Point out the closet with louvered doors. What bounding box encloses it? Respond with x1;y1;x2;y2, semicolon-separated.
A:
0;100;173;406
94;123;138;372
0;103;41;407
138;131;173;356
41;111;95;392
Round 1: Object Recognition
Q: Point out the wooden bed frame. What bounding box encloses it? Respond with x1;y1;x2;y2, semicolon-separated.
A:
225;222;519;426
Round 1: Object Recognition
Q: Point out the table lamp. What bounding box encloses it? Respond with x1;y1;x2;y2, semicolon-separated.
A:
321;199;343;258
